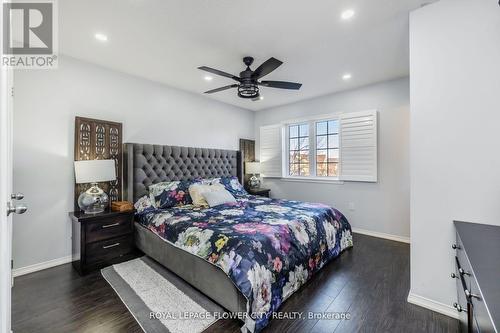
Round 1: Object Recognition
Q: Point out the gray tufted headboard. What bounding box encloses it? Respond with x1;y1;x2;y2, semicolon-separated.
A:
123;143;242;202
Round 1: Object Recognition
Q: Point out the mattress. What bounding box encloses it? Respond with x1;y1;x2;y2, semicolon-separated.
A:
135;194;353;332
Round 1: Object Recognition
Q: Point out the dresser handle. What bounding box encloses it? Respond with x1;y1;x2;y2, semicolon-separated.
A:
103;242;120;249
452;244;461;250
465;289;480;300
451;273;458;279
102;222;120;229
453;302;467;313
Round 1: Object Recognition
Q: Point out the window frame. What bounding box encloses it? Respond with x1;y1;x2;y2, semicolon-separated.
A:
283;114;342;181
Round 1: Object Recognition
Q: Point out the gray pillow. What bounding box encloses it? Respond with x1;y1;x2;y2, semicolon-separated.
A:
202;189;236;207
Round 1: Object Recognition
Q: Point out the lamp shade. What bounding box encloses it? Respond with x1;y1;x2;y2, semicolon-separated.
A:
74;159;116;184
245;162;261;175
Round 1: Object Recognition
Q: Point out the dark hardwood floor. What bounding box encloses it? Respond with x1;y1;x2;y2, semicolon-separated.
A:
12;234;459;333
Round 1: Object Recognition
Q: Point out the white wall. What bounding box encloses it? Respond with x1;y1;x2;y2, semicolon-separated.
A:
410;0;500;309
255;77;410;240
12;55;254;269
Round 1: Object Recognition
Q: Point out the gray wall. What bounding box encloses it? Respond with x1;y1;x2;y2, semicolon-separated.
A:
12;55;254;269
410;0;500;308
254;77;410;239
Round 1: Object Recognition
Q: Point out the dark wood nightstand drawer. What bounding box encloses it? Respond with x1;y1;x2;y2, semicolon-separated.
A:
85;214;133;243
86;235;134;265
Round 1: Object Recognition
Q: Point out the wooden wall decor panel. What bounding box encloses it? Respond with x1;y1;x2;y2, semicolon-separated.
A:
239;138;256;188
74;117;123;211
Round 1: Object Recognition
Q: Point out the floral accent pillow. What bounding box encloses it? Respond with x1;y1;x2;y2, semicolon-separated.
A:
149;180;194;209
134;195;156;214
212;176;248;197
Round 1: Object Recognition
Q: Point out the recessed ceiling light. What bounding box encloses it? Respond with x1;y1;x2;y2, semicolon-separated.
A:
341;9;355;20
94;33;108;42
259;96;264;100
204;76;213;81
342;73;352;80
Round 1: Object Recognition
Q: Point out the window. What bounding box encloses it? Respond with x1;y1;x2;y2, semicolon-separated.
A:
315;120;339;177
286;119;340;179
288;123;310;176
260;110;378;182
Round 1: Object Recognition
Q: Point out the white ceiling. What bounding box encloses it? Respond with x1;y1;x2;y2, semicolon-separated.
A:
59;0;434;111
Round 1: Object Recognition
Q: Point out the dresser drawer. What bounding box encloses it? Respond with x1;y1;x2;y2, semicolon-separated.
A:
455;232;496;333
455;255;473;331
85;235;134;265
455;234;473;291
454;267;470;333
468;271;496;333
85;214;133;243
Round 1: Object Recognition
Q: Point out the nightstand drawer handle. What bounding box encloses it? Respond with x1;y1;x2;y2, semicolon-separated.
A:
102;242;120;249
102;222;120;229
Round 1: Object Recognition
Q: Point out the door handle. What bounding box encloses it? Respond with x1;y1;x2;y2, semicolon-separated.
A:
7;202;28;216
11;193;24;200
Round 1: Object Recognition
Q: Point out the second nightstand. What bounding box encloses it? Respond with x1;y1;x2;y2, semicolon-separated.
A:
69;209;139;275
247;188;271;198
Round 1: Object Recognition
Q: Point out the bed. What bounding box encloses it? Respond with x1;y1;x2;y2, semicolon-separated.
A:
124;143;353;332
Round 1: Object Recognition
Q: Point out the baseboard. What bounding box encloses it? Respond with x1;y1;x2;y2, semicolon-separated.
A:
407;291;459;319
12;255;73;278
352;227;410;244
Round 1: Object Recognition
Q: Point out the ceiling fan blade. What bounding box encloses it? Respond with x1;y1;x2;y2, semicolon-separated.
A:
204;84;238;94
260;80;302;90
251;57;283;79
198;66;241;81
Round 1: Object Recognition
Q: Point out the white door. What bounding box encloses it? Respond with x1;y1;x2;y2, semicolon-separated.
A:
0;67;13;333
1;3;27;331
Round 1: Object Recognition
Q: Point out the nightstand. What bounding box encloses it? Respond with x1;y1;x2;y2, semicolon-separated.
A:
247;188;271;198
69;209;139;275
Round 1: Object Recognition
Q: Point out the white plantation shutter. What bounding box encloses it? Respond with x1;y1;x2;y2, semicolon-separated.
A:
339;110;378;182
259;125;283;177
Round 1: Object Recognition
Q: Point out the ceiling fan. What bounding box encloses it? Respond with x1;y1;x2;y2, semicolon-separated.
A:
198;57;302;101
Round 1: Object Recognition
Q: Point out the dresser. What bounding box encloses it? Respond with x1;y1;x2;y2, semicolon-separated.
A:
453;221;500;333
70;210;139;275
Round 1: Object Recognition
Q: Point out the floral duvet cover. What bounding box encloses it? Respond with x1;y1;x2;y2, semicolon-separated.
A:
136;195;353;332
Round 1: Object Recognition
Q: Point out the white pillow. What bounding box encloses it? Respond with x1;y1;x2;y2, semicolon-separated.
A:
202;189;236;207
189;183;225;206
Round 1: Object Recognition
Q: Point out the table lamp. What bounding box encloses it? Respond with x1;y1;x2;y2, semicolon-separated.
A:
74;159;116;214
245;162;261;189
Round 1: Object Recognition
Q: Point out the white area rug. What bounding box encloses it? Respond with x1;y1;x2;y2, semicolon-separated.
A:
102;257;223;333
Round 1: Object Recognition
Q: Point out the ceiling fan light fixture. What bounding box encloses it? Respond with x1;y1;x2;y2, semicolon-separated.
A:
238;84;259;99
198;56;301;100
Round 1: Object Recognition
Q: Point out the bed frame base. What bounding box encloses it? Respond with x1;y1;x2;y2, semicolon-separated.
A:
134;223;247;314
